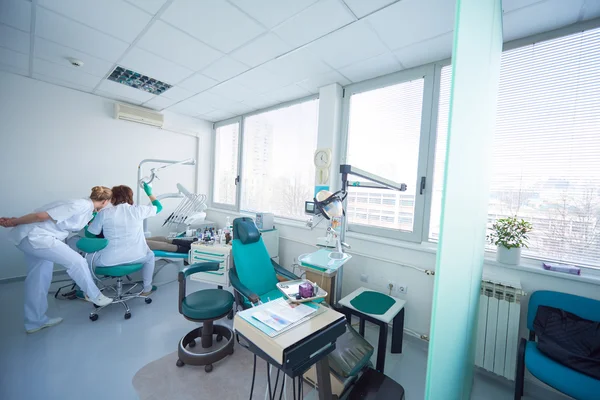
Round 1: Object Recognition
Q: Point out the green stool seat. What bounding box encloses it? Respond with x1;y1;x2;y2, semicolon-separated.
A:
94;263;144;277
182;289;234;320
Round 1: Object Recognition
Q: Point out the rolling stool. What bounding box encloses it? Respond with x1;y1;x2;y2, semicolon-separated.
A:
176;262;235;372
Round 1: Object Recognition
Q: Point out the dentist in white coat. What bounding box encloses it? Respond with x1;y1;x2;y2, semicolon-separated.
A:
0;186;115;333
87;183;163;296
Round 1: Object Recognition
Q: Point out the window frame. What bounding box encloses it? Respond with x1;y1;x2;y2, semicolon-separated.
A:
340;64;436;242
210;116;242;211
210;95;319;220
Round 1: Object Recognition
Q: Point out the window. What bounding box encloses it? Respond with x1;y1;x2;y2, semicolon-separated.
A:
212;122;240;207
430;28;600;267
345;74;428;239
241;99;319;220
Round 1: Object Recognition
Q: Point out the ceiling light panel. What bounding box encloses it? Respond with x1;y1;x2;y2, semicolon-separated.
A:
107;66;172;95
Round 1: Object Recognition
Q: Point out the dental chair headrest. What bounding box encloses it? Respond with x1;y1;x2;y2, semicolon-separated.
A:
233;217;261;244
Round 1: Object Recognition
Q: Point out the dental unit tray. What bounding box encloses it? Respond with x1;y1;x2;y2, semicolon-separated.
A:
276;279;328;303
298;249;352;275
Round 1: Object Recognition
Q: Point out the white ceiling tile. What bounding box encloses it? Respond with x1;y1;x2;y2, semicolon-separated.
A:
233;64;292;93
230;33;291;68
161;0;266;53
202;109;236;122
266;83;312;103
125;0;168;15
365;0;455;50
36;8;129;62
136;21;223;71
120;47;194;85
264;47;332;84
342;0;399;18
143;95;179;110
208;80;257;102
394;32;453;69
33;58;102;89
96;79;156;102
168;99;214;117
187;91;239;111
0;24;30;54
241;94;280;110
296;70;351;93
273;0;356;47
161;85;195;101
0;47;29;70
220;102;255;116
33;73;95;92
34;38;113;78
501;0;545;13
178;73;218;92
503;0;583;42
0;62;28;77
339;52;403;82
306;20;389;69
230;0;319;28
0;0;31;32
201;56;249;82
582;0;600;20
38;0;152;43
95;90;143;105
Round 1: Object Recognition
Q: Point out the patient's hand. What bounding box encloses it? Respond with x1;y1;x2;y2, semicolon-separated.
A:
0;217;17;227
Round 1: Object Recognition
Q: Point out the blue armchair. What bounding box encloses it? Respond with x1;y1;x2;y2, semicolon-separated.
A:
515;290;600;400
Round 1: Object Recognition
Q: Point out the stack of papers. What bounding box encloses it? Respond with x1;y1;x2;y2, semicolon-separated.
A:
239;298;324;337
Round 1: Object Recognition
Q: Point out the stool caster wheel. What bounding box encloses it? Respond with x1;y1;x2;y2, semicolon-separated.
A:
188;339;196;348
227;310;234;319
90;314;98;322
124;312;131;320
145;298;152;304
205;364;213;373
176;359;184;367
216;334;223;342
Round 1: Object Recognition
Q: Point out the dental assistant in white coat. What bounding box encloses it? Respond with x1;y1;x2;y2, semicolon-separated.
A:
0;186;115;333
87;183;163;295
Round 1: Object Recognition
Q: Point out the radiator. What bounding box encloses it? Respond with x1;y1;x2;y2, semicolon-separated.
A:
475;280;524;380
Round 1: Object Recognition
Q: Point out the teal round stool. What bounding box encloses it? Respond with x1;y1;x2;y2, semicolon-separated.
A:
177;263;235;373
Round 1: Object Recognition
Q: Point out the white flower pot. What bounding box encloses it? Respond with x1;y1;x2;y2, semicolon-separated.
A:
496;245;522;265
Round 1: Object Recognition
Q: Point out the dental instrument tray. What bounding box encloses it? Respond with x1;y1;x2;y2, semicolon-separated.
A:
276;279;328;303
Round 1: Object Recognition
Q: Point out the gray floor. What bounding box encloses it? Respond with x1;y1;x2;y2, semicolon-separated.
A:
0;268;547;400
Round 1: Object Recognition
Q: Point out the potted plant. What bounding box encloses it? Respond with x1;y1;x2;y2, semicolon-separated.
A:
487;216;533;265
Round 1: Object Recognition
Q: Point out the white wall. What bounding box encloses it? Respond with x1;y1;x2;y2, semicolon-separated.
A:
0;72;212;280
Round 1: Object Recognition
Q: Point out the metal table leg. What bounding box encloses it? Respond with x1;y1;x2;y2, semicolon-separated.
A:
315;355;333;400
359;318;366;336
392;308;405;353
376;322;388;373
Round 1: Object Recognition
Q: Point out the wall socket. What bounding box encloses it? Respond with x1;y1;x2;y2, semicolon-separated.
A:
397;284;408;294
360;274;369;283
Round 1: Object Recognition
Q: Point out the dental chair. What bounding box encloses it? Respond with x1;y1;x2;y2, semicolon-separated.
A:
230;218;405;399
76;238;152;321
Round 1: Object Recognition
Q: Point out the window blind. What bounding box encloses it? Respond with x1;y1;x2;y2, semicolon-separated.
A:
431;27;600;267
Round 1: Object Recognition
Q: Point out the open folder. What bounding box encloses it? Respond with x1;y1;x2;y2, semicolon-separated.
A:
239;298;324;337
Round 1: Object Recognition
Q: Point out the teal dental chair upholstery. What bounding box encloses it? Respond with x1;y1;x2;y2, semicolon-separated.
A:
176;262;235;372
229;217;299;309
515;291;600;400
76;238;152;321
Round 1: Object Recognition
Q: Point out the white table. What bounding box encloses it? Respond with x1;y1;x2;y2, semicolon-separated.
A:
338;287;406;373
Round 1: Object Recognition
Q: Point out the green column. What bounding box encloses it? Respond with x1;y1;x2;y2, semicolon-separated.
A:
425;0;503;399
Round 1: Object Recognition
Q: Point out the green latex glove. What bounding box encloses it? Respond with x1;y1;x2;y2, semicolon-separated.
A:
143;182;153;196
152;199;163;214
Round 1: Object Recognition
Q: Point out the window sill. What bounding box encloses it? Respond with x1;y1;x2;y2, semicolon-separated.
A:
346;231;438;254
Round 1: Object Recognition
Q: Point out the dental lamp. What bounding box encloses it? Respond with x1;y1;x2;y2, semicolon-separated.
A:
311;164;408;304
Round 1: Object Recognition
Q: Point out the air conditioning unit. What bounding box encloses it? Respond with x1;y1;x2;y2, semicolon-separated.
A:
114;103;164;128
